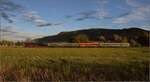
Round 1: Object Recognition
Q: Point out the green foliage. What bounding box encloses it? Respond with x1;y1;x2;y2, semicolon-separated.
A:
99;35;106;42
72;34;89;43
0;40;24;47
113;34;122;42
121;37;128;43
129;39;141;47
15;41;24;46
0;40;15;46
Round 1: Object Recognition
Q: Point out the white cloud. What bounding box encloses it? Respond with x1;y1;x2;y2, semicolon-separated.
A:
0;27;44;41
22;11;52;27
113;5;150;24
1;31;44;41
67;0;110;21
97;0;109;19
96;8;109;19
0;0;58;27
126;0;140;7
99;0;109;4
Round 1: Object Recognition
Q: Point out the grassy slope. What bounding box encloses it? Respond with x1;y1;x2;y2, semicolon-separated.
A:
0;47;149;81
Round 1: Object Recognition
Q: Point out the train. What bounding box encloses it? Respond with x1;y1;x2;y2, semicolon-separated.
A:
47;42;130;47
24;42;130;48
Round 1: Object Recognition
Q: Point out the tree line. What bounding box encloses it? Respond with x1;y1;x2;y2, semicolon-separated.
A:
0;40;25;47
72;34;148;47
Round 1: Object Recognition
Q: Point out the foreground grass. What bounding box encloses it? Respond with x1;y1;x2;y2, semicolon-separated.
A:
0;47;149;81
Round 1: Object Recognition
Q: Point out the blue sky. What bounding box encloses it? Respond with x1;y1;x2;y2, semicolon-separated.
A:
0;0;150;40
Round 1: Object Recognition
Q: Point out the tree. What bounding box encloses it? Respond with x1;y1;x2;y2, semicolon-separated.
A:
113;34;122;42
99;35;106;42
15;41;24;46
121;37;128;43
25;38;32;43
138;32;149;46
129;39;141;47
72;34;89;43
0;40;15;47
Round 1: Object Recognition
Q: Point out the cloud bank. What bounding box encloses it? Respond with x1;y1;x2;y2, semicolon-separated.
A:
65;0;110;21
0;0;61;27
0;26;44;41
113;0;150;24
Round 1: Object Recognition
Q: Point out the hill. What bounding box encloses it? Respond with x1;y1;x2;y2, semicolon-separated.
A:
34;27;149;46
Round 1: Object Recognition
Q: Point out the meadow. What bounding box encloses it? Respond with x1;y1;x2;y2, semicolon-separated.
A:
0;47;149;81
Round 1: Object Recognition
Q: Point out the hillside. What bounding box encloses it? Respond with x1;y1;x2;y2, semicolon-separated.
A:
34;28;149;46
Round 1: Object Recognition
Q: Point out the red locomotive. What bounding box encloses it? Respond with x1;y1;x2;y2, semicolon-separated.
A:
79;42;99;47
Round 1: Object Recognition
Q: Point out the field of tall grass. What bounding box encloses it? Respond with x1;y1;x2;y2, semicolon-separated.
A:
0;47;149;81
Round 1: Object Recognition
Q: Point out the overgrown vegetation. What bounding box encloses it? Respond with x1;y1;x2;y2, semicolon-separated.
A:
0;47;149;81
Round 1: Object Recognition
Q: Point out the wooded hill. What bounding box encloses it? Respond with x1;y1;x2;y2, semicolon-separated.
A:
34;28;149;46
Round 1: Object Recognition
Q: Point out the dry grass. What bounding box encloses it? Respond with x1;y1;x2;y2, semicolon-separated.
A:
0;47;149;81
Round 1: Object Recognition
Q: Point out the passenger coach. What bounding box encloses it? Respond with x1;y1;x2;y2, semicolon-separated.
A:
47;42;130;47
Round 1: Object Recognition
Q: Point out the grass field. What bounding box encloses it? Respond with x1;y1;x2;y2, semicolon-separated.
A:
0;47;149;81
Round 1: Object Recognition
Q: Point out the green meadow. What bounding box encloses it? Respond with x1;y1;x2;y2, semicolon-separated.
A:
0;47;149;81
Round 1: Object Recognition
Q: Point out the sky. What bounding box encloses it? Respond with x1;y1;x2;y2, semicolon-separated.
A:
0;0;150;41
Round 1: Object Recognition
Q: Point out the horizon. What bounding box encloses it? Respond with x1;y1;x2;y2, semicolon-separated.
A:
0;27;149;42
0;0;150;41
